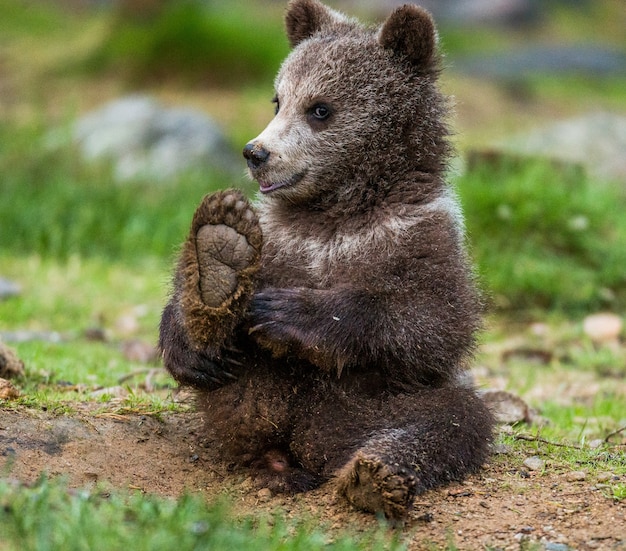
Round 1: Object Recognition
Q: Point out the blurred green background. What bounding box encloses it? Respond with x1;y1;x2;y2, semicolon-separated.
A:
1;0;625;315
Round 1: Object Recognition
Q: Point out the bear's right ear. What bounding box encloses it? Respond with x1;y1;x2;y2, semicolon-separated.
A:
378;5;437;69
285;0;344;48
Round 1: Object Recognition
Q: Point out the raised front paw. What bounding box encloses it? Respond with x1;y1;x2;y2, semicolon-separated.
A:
337;452;419;522
177;189;263;350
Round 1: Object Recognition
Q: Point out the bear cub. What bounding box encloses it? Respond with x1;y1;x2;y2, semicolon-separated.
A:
159;0;493;521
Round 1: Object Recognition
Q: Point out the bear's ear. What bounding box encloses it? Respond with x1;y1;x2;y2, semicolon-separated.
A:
285;0;345;48
378;5;437;69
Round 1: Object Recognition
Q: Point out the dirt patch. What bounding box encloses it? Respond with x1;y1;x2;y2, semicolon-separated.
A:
1;405;624;550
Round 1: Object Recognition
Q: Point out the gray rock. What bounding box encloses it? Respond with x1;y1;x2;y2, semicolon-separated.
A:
523;456;545;471
0;331;64;343
497;112;626;183
543;542;571;551
340;0;542;26
74;95;239;182
455;46;626;79
0;278;21;300
481;389;531;424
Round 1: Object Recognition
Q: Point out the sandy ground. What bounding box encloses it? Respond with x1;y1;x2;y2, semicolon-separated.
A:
1;403;624;550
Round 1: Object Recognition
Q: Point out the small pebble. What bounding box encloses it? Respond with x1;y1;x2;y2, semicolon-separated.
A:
596;472;613;483
239;477;254;491
493;443;511;454
0;377;20;400
544;542;570;551
566;471;586;482
89;386;128;399
115;313;140;337
257;488;272;502
481;389;530;424
583;313;623;343
523;456;545;471
122;340;159;363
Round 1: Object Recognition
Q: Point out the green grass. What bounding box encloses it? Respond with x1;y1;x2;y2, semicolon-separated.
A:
86;0;288;86
0;478;404;551
0;254;174;409
456;158;626;312
0;0;68;39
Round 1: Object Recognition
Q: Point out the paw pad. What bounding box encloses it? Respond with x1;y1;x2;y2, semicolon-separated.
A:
178;189;262;350
339;455;419;521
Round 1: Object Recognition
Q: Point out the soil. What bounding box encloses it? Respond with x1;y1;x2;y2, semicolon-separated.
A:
1;399;624;550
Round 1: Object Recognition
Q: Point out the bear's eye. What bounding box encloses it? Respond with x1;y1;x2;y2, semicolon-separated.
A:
311;104;331;121
306;103;333;130
272;96;280;115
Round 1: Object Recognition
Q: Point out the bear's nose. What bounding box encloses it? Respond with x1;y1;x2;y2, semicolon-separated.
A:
243;143;270;170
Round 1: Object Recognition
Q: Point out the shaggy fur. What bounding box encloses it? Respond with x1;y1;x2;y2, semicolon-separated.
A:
159;0;494;520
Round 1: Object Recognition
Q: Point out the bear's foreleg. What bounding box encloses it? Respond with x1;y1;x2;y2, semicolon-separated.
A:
159;190;262;389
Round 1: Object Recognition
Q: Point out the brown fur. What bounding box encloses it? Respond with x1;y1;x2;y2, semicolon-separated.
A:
159;0;493;521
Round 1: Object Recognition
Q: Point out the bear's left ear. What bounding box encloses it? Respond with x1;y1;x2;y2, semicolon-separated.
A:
285;0;347;48
378;5;437;69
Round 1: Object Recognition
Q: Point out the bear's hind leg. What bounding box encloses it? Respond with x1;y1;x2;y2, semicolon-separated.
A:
336;387;493;521
159;190;262;388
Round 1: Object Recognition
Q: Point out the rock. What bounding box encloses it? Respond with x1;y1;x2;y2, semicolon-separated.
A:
73;95;239;182
523;456;545;471
343;0;542;27
89;386;128;399
0;278;21;300
239;477;254;491
497;112;626;183
121;340;159;364
114;313;140;337
0;342;25;379
0;331;63;343
257;488;272;502
492;443;512;455
481;389;531;424
456;46;626;80
565;471;586;482
596;472;613;483
543;542;571;551
0;377;20;400
583;313;623;344
84;327;109;342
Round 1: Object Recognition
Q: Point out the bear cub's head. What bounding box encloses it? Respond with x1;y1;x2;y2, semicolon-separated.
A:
244;0;449;205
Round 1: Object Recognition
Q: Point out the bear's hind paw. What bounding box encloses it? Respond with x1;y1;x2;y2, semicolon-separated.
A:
338;454;418;522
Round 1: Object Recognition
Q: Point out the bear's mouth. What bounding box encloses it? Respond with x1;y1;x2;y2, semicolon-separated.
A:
258;170;307;194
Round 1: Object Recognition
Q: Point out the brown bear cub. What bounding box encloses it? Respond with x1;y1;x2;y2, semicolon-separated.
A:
159;0;493;521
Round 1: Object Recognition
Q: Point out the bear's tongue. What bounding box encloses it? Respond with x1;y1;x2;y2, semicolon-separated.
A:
258;171;305;194
258;179;290;194
259;180;280;193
